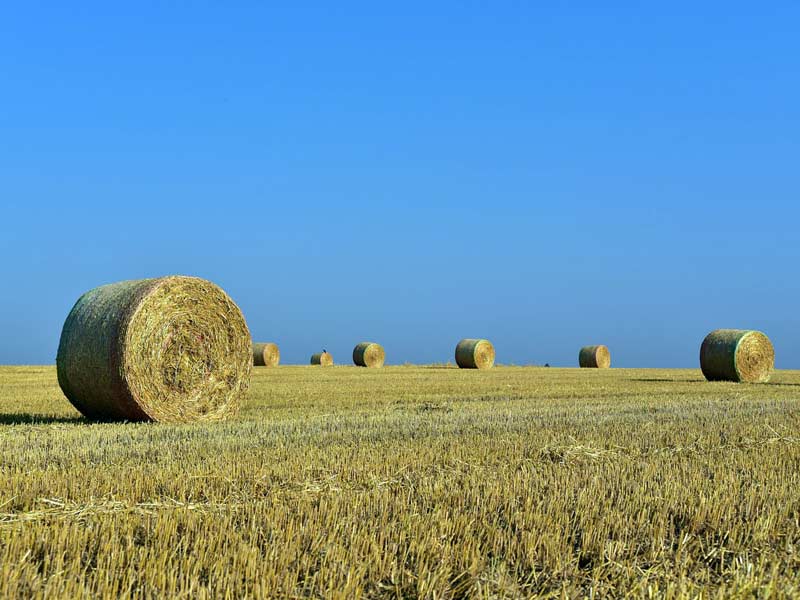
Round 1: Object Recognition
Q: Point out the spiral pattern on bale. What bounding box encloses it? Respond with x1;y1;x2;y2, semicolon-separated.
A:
352;342;385;368
56;276;252;422
579;345;611;368
455;339;495;369
700;329;774;383
253;342;280;367
310;352;334;366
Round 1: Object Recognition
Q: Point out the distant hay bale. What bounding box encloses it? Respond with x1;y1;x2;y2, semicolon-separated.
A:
353;342;385;368
700;329;774;383
310;351;334;366
56;276;251;422
579;345;611;368
455;338;495;369
252;342;280;367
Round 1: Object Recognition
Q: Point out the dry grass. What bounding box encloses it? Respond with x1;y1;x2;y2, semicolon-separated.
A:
1;365;800;598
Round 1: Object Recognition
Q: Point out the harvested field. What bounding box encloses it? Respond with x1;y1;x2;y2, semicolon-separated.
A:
1;365;800;597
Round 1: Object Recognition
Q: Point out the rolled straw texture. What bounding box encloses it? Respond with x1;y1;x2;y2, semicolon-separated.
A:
579;345;611;368
353;342;385;368
253;342;280;367
310;352;334;366
455;338;495;369
56;276;251;422
700;329;774;383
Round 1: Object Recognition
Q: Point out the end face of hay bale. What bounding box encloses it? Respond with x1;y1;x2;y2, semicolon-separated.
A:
310;352;334;366
700;329;774;383
455;338;495;369
579;345;611;368
353;342;385;368
56;276;252;423
253;342;280;367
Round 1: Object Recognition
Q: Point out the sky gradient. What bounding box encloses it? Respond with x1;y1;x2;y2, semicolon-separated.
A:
1;2;798;367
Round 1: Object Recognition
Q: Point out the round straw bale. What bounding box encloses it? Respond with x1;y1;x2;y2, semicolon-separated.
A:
310;351;334;366
353;342;385;368
579;345;611;368
56;276;251;423
700;329;774;383
455;338;495;369
253;342;280;367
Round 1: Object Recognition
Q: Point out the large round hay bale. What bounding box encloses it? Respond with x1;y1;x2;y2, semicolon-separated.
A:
700;329;774;383
353;342;385;368
579;345;611;368
455;338;495;369
56;276;251;423
310;351;334;366
253;342;280;367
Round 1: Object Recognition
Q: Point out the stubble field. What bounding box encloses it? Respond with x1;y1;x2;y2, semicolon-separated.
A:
1;365;799;598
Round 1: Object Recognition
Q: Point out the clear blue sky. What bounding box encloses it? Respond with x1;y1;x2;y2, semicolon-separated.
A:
1;3;798;367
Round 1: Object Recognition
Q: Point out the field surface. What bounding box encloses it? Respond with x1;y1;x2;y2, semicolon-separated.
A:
1;365;800;598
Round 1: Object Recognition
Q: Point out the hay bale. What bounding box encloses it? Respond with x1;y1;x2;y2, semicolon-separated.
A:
353;342;385;368
253;342;280;367
579;345;611;368
56;276;251;422
700;329;774;383
310;351;334;366
455;338;495;369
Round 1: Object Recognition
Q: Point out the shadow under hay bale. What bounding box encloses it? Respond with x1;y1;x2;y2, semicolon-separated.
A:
56;276;252;423
253;342;280;367
579;345;611;368
455;339;495;369
700;329;774;383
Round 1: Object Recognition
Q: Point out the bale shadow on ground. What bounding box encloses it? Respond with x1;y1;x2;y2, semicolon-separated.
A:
629;378;705;383
0;413;86;425
632;378;800;387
